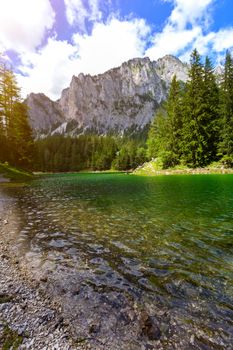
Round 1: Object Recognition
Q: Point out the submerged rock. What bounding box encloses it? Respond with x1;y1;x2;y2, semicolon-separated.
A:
140;312;161;340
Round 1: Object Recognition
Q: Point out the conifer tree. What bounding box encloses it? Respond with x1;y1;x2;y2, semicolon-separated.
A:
162;75;183;166
147;107;167;161
147;75;183;168
181;49;207;167
10;102;34;168
218;50;233;164
202;56;220;162
0;58;34;169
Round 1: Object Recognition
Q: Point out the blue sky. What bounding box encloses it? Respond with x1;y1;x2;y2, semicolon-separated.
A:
0;0;233;99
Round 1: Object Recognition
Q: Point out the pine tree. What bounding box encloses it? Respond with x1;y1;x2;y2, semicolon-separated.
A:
10;102;34;168
147;108;167;161
162;75;184;167
147;76;183;168
181;49;207;167
200;56;220;162
0;58;34;169
218;50;233;164
0;66;20;136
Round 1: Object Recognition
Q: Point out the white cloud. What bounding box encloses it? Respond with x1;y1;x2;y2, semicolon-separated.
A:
169;0;213;29
3;0;233;101
0;0;55;53
64;0;105;31
211;28;233;52
17;38;79;100
72;17;150;75
17;18;150;100
146;25;201;59
146;0;214;60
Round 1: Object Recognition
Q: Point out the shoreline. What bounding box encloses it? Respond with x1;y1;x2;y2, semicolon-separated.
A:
133;165;233;176
0;191;189;350
0;198;82;349
0;195;168;350
1;177;231;349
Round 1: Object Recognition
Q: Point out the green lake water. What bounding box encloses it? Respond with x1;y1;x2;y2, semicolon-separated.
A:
1;173;233;348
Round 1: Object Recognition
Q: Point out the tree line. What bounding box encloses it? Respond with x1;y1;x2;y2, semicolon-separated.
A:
35;135;147;172
0;58;34;170
2;49;233;173
147;49;233;168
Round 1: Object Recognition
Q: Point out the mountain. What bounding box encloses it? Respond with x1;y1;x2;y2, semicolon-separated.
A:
26;55;188;136
26;93;64;134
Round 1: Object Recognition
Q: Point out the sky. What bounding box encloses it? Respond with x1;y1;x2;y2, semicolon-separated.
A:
0;0;233;100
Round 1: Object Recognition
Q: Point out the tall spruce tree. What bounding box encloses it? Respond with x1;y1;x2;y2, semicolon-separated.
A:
147;75;183;168
218;50;233;163
163;75;183;167
181;49;208;167
202;56;220;162
147;107;168;162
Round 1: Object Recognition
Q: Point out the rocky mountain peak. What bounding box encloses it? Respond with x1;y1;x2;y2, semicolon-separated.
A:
155;55;188;84
26;92;64;134
26;55;189;136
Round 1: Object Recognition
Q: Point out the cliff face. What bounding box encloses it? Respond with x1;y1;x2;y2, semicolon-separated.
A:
26;55;188;136
26;93;64;134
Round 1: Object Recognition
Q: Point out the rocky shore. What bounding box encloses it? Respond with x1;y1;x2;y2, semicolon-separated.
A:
134;161;233;176
0;193;169;350
0;196;82;350
1;183;223;350
0;216;169;350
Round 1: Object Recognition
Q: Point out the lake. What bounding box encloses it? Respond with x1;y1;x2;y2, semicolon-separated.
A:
1;173;233;349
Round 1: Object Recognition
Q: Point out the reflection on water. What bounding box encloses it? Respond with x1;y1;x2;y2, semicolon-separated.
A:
1;173;233;348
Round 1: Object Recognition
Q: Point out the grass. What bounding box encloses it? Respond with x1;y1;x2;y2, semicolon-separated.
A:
0;325;23;350
0;163;33;182
134;159;233;176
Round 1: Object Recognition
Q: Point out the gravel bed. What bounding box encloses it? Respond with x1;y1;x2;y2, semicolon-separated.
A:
0;199;87;350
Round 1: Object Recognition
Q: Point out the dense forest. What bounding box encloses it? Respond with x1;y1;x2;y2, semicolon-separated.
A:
1;49;233;172
35;135;147;172
147;49;233;168
0;58;34;170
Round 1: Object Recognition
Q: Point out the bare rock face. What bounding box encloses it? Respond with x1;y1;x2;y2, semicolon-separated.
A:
26;55;188;136
155;55;189;86
26;93;65;135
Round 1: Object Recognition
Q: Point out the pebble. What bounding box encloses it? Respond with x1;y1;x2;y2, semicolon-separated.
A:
0;212;84;350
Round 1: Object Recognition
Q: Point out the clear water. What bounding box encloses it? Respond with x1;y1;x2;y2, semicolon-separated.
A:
1;173;233;348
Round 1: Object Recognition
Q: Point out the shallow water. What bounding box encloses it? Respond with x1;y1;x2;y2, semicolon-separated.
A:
1;173;233;348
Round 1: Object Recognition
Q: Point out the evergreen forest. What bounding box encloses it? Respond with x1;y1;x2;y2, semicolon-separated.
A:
1;49;233;173
147;49;233;168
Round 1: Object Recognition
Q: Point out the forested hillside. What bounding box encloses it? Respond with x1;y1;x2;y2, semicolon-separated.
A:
1;49;233;173
147;49;233;169
35;135;147;172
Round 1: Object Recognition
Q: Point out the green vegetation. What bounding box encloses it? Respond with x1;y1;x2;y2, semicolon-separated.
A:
0;162;33;181
0;57;34;171
134;159;233;176
147;49;233;169
35;135;147;172
1;49;233;175
0;325;23;350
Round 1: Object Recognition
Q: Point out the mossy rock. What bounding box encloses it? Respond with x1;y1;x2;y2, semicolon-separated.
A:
0;294;14;304
0;325;23;350
0;163;33;182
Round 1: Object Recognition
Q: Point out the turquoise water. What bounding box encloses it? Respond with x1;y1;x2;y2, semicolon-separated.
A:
2;173;233;347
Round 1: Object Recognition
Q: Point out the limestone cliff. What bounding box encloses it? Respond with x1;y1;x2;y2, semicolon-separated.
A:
26;93;64;134
26;55;188;136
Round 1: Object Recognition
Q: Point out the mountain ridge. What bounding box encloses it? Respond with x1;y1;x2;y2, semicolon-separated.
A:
26;55;189;136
